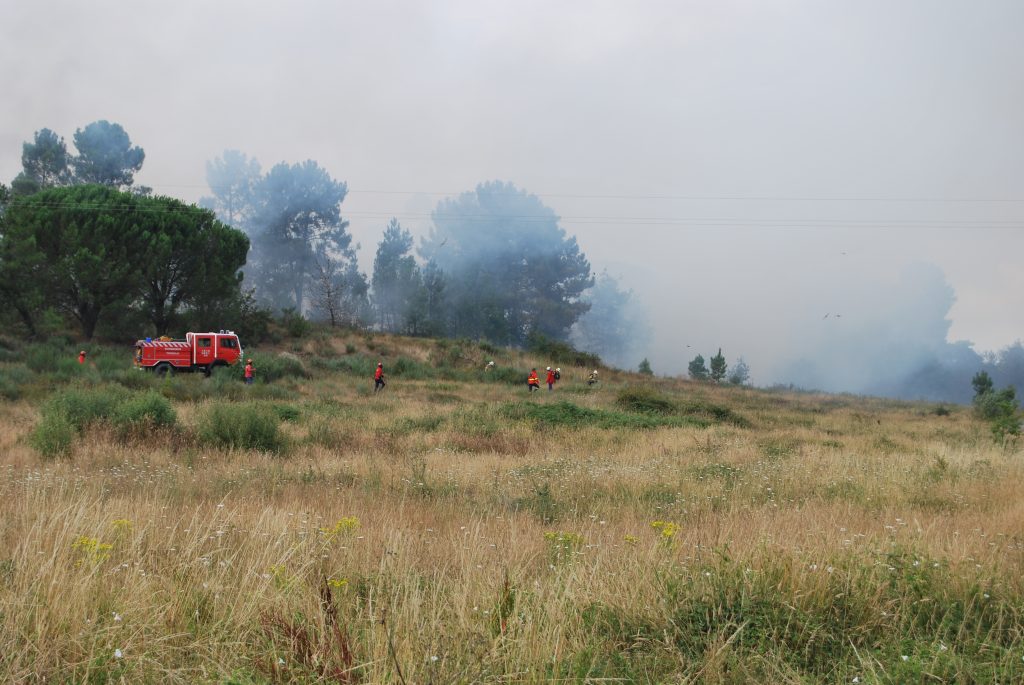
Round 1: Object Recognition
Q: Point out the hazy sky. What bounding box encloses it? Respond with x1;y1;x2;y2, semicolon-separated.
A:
3;1;1022;382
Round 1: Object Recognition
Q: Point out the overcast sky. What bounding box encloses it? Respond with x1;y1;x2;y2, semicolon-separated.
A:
2;1;1021;383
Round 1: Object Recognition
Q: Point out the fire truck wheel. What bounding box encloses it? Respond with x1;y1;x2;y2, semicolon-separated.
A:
155;362;173;377
203;365;213;378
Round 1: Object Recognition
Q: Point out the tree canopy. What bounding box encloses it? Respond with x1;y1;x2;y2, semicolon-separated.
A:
0;185;248;339
420;181;593;346
70;121;146;188
136;196;250;334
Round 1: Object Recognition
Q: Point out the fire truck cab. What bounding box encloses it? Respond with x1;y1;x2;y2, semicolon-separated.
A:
134;331;243;376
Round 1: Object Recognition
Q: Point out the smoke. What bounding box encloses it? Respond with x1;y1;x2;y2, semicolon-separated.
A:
775;262;974;398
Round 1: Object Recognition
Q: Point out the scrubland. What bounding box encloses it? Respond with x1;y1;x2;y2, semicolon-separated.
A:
1;331;1022;683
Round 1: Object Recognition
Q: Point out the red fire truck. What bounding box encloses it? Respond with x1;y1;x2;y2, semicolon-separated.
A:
134;331;243;376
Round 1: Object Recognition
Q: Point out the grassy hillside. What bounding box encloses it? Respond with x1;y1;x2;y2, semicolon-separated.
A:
1;329;1022;683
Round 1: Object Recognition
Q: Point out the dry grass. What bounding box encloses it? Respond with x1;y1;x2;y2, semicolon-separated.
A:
0;334;1022;682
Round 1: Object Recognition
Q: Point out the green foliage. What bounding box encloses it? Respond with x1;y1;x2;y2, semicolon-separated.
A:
112;391;176;430
14;128;71;193
687;354;709;381
372;219;420;333
71;120;145;188
1;185;154;338
972;370;994;398
637;358;653;375
134;194;249;336
502;400;697;430
30;386;177;455
614;387;750;427
250;352;308;383
244;160;363;315
526;332;601;369
615;387;676;414
390;356;441;379
198;403;286;454
679;399;751;427
709;348;727;383
279;308;309;338
0;364;33;400
271;403;301;422
483;366;525;385
45;387;119;431
972;373;1020;440
29;412;75;458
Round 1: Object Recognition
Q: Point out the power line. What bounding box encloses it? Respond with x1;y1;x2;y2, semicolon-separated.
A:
8;199;1023;229
148;181;1024;204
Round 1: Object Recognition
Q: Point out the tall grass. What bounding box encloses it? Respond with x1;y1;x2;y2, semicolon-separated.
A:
2;331;1022;682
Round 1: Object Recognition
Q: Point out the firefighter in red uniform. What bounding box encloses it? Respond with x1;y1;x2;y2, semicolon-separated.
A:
244;358;255;385
78;350;86;364
374;362;386;393
527;368;540;392
546;367;556;391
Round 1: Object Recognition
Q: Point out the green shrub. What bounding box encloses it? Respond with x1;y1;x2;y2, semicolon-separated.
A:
46;387;119;431
501;400;696;430
25;343;67;373
158;376;214;403
679;399;751;427
107;369;157;391
322;355;377;378
272;403;301;422
0;364;34;400
94;351;129;376
199;403;286;454
391;356;440;379
248;352;309;383
484;367;527;386
113;391;176;430
616;387;676;414
50;357;93;383
29;412;75;458
526;332;601;368
279;308;310;338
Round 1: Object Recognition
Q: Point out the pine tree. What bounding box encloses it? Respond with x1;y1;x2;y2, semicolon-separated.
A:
638;358;653;375
688;355;709;381
709;348;728;383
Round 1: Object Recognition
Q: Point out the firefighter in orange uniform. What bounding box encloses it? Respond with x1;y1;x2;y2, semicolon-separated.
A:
244;358;255;385
527;368;540;392
374;362;386;393
546;367;556;391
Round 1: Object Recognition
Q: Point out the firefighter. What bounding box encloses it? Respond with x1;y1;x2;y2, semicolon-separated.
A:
588;369;599;386
374;362;386;393
546;366;556;391
554;367;561;382
78;350;86;364
527;368;540;392
244;358;255;385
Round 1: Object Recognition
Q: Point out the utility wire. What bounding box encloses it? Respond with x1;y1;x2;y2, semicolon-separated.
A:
8;199;1023;229
141;181;1024;204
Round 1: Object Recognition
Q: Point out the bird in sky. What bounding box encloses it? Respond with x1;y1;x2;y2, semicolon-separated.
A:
823;313;830;319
